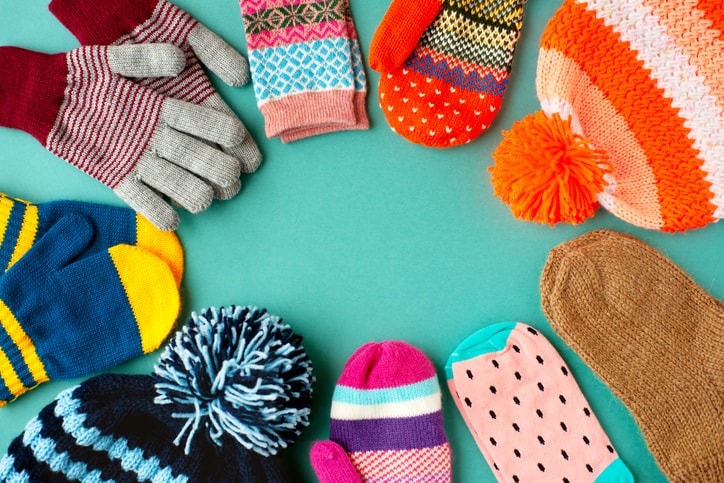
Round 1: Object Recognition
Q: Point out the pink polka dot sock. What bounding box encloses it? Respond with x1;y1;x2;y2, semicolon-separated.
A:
310;341;452;482
446;322;633;483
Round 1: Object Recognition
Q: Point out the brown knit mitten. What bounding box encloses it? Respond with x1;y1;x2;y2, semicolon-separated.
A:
540;230;724;483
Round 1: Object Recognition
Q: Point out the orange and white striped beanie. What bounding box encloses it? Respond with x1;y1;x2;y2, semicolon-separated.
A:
489;0;724;232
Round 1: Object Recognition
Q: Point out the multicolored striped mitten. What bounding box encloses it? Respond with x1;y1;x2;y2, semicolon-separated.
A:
370;0;528;147
239;0;369;142
310;341;452;482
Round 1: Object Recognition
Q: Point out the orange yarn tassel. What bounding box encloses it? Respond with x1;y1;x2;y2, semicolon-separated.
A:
490;111;612;226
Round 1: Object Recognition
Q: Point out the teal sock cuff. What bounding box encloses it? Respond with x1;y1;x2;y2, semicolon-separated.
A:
595;457;635;482
445;321;519;379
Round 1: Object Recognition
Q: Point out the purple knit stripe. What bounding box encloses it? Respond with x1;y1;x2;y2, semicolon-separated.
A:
330;411;447;452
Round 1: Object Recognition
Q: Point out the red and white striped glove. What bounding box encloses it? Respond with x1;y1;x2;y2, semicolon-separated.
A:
0;45;246;231
49;0;261;197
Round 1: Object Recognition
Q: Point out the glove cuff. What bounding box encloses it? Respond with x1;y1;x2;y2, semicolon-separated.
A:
49;0;159;46
0;47;68;143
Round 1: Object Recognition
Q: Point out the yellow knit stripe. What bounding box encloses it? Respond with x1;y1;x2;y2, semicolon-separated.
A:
0;196;14;263
7;204;39;271
0;344;25;402
0;299;48;391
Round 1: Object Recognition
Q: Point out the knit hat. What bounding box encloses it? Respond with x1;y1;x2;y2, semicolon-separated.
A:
489;0;724;232
0;305;315;482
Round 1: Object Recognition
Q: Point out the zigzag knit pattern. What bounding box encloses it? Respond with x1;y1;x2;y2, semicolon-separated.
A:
536;0;724;231
376;0;526;147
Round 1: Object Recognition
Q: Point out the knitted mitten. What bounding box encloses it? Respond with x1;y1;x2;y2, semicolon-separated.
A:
0;193;183;285
541;230;724;482
447;322;633;482
370;0;527;147
239;0;369;141
0;215;179;406
311;341;452;482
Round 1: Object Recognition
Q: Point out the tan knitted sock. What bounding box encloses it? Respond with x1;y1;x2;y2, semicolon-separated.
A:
540;230;724;483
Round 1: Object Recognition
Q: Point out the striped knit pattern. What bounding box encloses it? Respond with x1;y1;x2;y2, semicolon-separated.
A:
0;195;38;274
328;341;452;482
240;0;366;138
111;0;214;106
46;46;163;189
536;0;724;231
375;0;526;147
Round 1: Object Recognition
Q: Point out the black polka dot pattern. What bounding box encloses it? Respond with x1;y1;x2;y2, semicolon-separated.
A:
467;369;474;379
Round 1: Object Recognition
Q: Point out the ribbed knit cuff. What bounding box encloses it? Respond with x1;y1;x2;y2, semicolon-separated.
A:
49;0;159;45
260;90;357;139
0;47;69;144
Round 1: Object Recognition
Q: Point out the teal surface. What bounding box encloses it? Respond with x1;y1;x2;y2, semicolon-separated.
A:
1;1;720;481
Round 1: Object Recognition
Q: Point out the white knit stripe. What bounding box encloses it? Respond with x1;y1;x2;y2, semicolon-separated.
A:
118;0;196;45
331;393;442;420
579;0;724;218
47;47;162;189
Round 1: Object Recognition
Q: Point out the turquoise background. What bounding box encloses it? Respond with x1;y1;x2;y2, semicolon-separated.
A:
0;0;720;481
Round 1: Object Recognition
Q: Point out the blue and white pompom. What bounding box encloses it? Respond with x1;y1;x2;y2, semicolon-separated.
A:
153;305;314;457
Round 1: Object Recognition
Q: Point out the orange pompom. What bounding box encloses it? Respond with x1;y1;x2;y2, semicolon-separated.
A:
490;111;612;225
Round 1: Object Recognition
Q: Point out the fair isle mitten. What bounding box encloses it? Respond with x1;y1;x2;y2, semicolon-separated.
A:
447;322;633;483
0;45;246;231
369;0;527;147
0;193;183;285
310;341;452;482
240;0;369;142
1;305;314;482
490;1;724;231
49;0;262;191
0;214;179;406
541;230;724;482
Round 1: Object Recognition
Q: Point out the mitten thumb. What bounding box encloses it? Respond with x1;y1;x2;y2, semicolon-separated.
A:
310;440;363;483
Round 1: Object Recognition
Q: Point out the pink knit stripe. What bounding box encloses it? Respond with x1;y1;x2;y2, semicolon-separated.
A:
245;19;348;50
642;0;724;112
416;46;509;81
47;47;161;188
349;444;452;482
279;90;368;142
260;89;356;138
240;0;314;17
336;342;436;390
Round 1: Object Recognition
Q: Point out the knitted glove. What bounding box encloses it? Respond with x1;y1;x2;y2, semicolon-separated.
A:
49;0;262;191
0;214;179;406
0;45;246;231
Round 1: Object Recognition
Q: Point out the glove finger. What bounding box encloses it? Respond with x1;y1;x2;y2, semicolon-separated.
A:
155;124;241;189
137;152;214;215
310;441;364;483
161;98;247;148
114;175;180;232
107;44;186;78
213;179;242;200
189;23;250;86
203;93;263;173
11;215;93;272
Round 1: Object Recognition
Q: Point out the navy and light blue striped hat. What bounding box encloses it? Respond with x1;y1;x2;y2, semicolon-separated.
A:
0;306;315;482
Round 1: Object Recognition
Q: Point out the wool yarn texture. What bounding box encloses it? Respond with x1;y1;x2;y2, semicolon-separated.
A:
369;0;528;147
490;0;724;232
239;0;369;142
310;340;452;482
49;0;262;189
0;305;314;482
0;193;183;286
0;214;179;406
540;230;724;482
447;322;633;483
0;44;247;231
